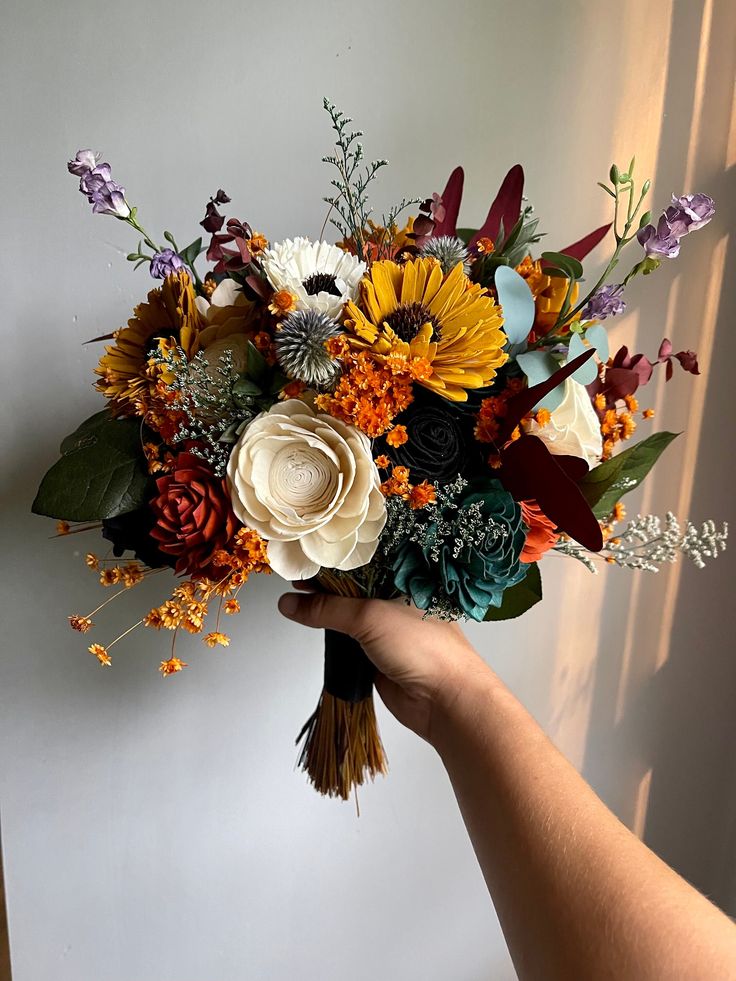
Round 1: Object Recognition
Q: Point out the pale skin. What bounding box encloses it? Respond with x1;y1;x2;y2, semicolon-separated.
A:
278;589;736;981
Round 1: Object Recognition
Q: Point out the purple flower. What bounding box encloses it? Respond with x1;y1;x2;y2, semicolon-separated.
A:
636;214;682;258
67;149;100;176
150;249;186;279
668;193;715;233
582;283;626;321
637;192;715;259
79;163;130;218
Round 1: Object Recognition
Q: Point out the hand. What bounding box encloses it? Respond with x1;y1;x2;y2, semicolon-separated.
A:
278;587;490;743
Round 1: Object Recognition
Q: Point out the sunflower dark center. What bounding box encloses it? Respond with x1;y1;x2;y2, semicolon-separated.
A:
385;302;441;342
302;272;341;296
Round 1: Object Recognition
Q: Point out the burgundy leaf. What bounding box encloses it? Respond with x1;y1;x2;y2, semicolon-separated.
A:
674;350;700;375
657;338;673;361
497;349;595;444
500;436;603;551
665;359;674;381
469;164;525;250
560;223;612;261
432;166;464;238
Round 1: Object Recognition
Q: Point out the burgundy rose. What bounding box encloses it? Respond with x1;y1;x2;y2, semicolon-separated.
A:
150;452;239;577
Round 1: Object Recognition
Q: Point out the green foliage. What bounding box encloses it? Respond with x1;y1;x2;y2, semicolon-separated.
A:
578;431;679;519
33;411;152;521
484;563;542;621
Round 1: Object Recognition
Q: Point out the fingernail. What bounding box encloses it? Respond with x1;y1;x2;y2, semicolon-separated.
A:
278;593;299;618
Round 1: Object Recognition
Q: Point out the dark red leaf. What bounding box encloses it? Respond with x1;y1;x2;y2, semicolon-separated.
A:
657;338;673;361
560;223;612;261
674;350;700;375
432;166;464;238
500;436;603;551
469;164;525;250
497;349;595;444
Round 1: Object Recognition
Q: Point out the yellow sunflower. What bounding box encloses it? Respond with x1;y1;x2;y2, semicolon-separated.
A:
95;270;206;417
343;257;507;402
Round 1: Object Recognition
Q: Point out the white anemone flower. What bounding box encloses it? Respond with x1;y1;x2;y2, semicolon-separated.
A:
260;238;366;319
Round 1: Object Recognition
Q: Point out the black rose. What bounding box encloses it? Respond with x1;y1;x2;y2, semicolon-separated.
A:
377;389;484;484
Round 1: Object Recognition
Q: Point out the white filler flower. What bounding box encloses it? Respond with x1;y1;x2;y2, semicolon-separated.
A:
227;400;386;579
526;378;603;467
261;238;365;319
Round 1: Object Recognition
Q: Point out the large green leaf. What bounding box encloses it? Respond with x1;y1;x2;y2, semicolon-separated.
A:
484;563;542;621
578;431;679;519
33;410;152;521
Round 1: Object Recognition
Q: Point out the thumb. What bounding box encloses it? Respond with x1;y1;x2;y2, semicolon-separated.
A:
278;591;378;641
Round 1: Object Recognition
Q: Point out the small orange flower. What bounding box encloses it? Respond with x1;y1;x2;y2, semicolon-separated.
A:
642;408;655;419
611;502;626;523
268;289;298;317
279;379;305;400
121;563;144;587
386;425;408;448
409;481;437;509
99;568;121;586
374;455;390;469
247;232;269;256
534;408;551;427
85;553;99;570
204;631;230;648
593;393;606;412
88;643;111;667
56;520;71;535
159;656;188;676
224;599;240;615
476;237;496;254
143;608;164;629
624;394;639;412
69;615;93;633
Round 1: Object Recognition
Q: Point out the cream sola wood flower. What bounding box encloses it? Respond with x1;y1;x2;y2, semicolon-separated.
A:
525;377;603;467
227;400;386;580
260;238;366;319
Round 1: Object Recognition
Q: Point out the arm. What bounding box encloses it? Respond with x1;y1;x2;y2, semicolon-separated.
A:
279;591;736;981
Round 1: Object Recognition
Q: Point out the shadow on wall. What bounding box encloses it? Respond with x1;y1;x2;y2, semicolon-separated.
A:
582;0;736;915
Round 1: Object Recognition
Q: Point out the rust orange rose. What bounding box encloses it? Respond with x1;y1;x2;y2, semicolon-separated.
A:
520;501;560;563
150;452;239;577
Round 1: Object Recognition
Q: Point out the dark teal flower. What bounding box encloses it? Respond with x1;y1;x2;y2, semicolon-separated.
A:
391;480;528;621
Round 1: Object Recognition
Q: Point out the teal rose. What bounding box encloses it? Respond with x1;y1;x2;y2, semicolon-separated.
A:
391;480;528;621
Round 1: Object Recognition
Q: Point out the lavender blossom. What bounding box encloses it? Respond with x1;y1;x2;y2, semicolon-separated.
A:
67;149;99;176
80;163;130;218
150;249;186;279
637;192;715;259
668;193;715;234
582;283;626;321
636;214;682;258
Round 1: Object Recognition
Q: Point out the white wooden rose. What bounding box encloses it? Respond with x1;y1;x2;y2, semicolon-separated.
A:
227;400;386;580
525;378;603;467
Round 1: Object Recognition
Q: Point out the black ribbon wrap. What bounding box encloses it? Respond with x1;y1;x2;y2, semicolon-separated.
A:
323;629;375;703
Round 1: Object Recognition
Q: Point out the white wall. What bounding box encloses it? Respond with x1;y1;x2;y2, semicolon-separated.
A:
1;1;734;978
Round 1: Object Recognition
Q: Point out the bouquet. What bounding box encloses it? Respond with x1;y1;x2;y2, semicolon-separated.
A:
34;101;727;799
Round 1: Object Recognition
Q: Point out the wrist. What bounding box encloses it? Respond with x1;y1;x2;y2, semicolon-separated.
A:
428;658;506;758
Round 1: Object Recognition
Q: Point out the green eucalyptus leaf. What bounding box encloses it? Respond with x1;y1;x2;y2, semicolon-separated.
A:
484;564;542;621
578;431;679;518
179;237;203;266
33;411;152;521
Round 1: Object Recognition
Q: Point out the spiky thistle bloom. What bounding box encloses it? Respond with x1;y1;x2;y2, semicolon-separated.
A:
275;310;344;388
419;236;471;274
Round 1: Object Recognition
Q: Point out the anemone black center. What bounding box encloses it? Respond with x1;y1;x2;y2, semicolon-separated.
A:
302;272;341;296
385;302;441;342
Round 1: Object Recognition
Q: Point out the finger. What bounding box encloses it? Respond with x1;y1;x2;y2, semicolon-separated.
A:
278;591;376;639
291;579;318;592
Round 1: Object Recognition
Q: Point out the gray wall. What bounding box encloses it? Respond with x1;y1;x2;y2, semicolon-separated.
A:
1;1;734;978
